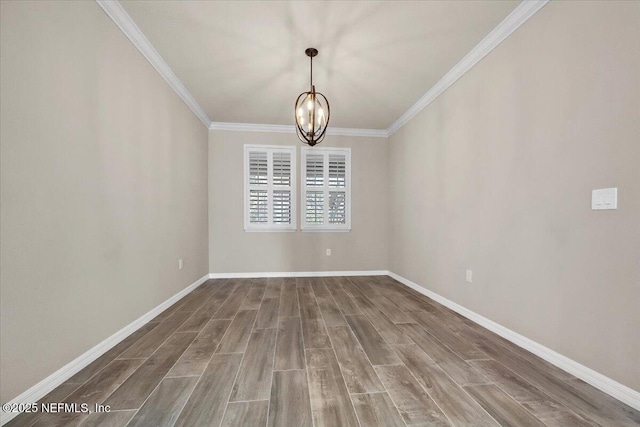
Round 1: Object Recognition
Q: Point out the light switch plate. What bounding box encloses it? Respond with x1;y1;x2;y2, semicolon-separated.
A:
592;188;617;210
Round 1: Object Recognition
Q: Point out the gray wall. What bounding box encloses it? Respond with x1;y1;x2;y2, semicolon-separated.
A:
389;1;640;391
0;1;209;402
209;130;388;273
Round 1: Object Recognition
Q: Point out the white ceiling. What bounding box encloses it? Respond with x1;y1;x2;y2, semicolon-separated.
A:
120;1;520;130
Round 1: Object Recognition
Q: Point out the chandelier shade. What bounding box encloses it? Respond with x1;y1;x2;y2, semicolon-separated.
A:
295;48;330;146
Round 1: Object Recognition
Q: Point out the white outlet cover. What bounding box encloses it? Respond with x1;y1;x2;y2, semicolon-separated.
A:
465;270;473;283
592;188;617;210
326;249;331;256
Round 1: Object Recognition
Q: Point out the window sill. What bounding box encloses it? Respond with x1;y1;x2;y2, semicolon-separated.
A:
244;228;297;233
301;228;351;233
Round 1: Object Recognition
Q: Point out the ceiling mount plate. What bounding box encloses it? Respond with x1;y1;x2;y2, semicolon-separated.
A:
305;48;318;58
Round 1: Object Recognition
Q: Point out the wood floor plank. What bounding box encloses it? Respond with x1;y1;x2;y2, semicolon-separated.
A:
340;277;367;300
427;304;577;383
71;359;144;399
394;344;499;426
306;348;360;427
268;370;313;427
372;275;416;298
475;338;639;427
230;328;277;401
468;359;584;422
167;319;231;377
315;295;348;327
275;316;305;370
331;289;362;315
410;310;487;360
295;276;313;288
455;317;578;382
264;277;282;299
321;276;343;292
178;281;236;332
398;323;488;385
64;322;159;384
350;392;405;427
326;326;385;393
178;286;219;312
213;283;252;319
127;376;198;427
222;401;269;427
118;310;192;359
279;282;300;317
309;279;331;297
298;286;332;349
374;364;451;426
465;384;546;427
19;275;638;427
348;276;381;296
368;294;415;323
215;310;258;353
5;382;81;427
240;282;267;310
81;410;136;427
345;315;401;365
350;294;413;345
565;377;640;425
104;332;197;410
540;412;601;427
255;296;279;329
300;312;332;349
310;278;346;327
32;359;145;427
398;294;432;312
153;285;209;321
174;353;243;427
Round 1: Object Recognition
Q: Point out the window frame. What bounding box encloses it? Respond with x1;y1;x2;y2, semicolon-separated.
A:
301;146;352;232
244;144;297;232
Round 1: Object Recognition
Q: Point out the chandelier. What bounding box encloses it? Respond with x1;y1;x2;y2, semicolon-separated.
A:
294;48;330;146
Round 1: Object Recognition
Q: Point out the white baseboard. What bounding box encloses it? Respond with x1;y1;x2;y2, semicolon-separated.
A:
0;274;210;426
209;270;388;279
387;271;640;411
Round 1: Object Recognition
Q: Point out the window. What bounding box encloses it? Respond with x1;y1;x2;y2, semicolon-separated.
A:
244;145;296;232
301;147;351;231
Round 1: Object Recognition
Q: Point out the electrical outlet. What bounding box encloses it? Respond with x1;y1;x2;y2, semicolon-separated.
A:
326;249;331;256
178;259;184;270
466;269;473;283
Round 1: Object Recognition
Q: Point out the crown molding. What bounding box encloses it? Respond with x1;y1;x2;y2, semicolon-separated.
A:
96;0;212;128
97;0;547;137
209;122;389;138
386;0;549;136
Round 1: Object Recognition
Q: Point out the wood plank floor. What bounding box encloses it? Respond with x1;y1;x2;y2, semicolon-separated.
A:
8;276;639;427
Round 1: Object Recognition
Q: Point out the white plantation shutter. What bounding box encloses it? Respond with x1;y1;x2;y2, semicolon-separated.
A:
249;151;268;185
301;147;351;231
272;151;291;186
328;154;346;187
305;191;324;224
272;190;292;224
249;190;268;223
244;145;296;231
306;154;324;186
328;191;346;224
